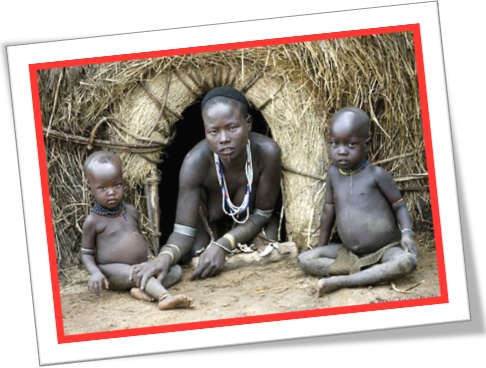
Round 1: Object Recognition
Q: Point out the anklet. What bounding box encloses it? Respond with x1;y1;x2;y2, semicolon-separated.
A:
159;293;172;302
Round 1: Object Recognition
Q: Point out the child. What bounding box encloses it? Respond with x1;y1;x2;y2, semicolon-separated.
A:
298;107;419;297
81;150;193;309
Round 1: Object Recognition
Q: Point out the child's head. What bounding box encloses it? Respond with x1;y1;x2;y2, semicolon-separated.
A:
83;151;124;209
329;107;370;169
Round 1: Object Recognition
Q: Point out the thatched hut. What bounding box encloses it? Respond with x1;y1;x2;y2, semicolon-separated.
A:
38;31;431;270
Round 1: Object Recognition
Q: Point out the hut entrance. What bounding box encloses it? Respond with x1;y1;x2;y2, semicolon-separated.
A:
157;101;286;248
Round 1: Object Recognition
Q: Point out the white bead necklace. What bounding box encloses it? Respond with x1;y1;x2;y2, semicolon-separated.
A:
214;140;253;223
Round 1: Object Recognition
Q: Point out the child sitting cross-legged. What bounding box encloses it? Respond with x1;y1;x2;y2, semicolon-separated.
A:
298;107;419;297
80;150;193;310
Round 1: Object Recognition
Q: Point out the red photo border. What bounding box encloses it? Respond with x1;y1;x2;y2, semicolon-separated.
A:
28;23;448;344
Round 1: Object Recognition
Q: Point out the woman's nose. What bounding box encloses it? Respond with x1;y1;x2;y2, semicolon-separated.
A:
219;130;229;143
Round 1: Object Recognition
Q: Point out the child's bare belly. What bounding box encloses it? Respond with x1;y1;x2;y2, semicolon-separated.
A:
96;231;148;265
336;206;400;255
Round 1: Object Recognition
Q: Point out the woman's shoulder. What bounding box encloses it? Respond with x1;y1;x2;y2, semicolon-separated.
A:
183;139;212;164
250;132;281;156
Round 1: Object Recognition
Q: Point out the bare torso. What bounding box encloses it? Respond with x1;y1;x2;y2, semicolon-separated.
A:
91;205;148;265
329;165;401;255
196;133;271;235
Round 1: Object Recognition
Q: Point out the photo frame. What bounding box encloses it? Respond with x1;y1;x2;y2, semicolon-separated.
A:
7;2;469;365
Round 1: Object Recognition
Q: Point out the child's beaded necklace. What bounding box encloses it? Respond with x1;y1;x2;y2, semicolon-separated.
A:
214;140;253;224
90;200;128;220
338;159;369;195
338;159;369;176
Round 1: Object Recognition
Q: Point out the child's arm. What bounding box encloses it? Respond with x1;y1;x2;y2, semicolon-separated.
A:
375;167;419;257
318;173;336;246
81;216;109;295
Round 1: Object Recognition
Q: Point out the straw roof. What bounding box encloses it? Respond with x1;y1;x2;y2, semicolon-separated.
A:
39;31;431;269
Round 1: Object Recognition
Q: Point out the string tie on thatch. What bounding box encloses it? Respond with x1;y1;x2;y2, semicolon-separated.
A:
214;140;253;224
90;200;128;220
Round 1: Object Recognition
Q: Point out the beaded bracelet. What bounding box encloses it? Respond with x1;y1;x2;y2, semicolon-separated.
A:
223;233;236;250
165;244;181;263
401;228;414;235
210;241;233;254
158;250;175;265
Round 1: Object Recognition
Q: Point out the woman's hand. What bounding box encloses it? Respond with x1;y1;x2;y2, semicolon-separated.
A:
190;242;227;280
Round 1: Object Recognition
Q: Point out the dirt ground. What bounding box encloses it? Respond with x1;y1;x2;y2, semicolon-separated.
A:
59;232;442;336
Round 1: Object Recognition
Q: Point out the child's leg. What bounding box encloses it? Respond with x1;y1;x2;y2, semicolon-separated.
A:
317;247;417;296
144;265;194;310
98;263;139;290
298;244;342;276
98;263;154;301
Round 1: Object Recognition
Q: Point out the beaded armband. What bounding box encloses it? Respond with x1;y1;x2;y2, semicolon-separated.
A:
173;223;197;237
81;247;96;255
253;208;274;219
392;198;404;206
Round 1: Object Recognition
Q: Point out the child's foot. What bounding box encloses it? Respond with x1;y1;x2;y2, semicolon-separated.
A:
317;278;342;297
130;287;155;302
158;294;194;310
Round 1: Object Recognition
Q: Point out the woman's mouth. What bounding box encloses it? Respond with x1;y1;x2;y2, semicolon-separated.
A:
220;147;234;155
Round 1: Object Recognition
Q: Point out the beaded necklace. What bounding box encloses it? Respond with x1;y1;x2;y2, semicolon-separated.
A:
338;160;369;195
338;160;369;176
90;200;128;220
214;140;253;224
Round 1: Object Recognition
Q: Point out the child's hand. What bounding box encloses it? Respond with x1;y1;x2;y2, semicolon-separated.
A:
88;272;109;295
401;233;419;257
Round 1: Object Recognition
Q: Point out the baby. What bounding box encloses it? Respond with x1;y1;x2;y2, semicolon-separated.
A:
80;150;193;309
298;107;419;296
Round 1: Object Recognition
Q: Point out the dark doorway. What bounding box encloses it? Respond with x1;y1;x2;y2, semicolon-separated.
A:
157;100;286;248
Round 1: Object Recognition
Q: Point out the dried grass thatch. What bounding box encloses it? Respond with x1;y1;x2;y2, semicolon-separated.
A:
38;31;431;270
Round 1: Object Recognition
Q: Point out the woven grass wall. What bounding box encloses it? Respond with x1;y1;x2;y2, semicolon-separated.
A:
38;31;430;270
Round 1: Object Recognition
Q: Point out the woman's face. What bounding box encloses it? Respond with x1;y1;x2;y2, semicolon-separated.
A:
203;99;252;161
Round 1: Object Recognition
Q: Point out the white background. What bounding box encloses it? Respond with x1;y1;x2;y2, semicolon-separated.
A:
1;1;483;367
